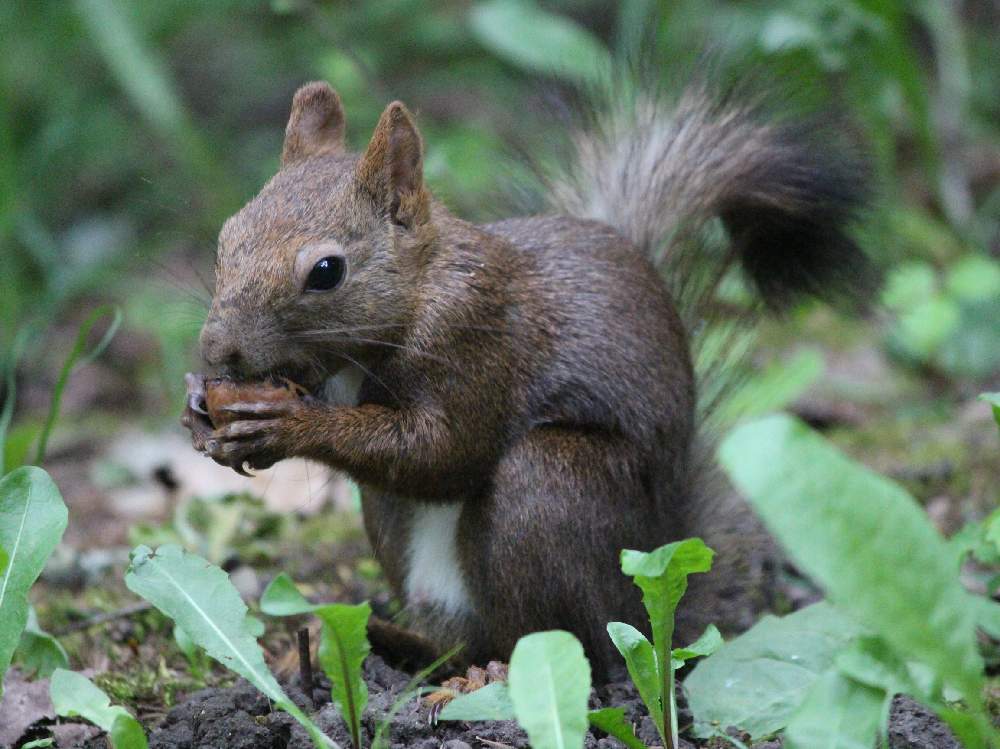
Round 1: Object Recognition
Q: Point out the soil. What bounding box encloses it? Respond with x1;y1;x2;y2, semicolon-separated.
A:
125;657;957;749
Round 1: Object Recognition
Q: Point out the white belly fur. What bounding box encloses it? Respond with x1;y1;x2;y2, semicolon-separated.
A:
323;364;365;407
326;366;471;614
405;503;472;614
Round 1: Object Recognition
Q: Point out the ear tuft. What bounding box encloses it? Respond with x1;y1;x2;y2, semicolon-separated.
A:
281;81;346;167
358;101;428;227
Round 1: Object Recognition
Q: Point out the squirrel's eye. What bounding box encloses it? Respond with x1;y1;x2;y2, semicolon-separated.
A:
304;256;345;292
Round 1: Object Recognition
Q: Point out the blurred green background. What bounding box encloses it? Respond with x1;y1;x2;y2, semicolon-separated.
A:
1;0;998;435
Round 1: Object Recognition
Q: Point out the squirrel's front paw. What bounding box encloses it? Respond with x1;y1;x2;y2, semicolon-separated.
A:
203;397;313;475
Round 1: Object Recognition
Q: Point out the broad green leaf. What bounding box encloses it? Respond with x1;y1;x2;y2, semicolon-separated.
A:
835;637;920;698
260;571;315;615
980;392;1000;430
261;572;370;749
685;602;862;739
316;603;371;749
508;630;591;749
438;682;516;721
21;739;54;748
14;605;69;678
719;415;984;708
469;0;611;85
783;670;885;749
587;707;645;749
125;547;334;748
50;668;147;749
672;624;723;665
0;467;68;696
607;622;662;738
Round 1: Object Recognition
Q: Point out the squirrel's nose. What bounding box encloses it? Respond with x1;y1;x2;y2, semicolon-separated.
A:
200;322;246;372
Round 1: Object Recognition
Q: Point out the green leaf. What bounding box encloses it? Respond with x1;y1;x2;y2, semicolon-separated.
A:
783;670;885;749
980;392;1000;430
21;739;54;748
685;602;862;739
946;255;1000;302
261;572;370;749
618;539;712;748
260;571;315;615
316;603;371;749
50;669;148;749
14;605;69;678
0;467;68;696
719;415;984;708
125;546;334;748
469;0;611;84
672;624;723;665
607;622;662;738
835;637;920;698
620;539;713;670
508;630;591;749
587;707;646;749
438;681;516;721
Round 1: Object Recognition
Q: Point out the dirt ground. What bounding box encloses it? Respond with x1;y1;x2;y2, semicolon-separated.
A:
4;655;960;749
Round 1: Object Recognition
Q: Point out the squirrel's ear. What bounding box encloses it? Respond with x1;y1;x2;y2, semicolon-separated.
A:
357;101;429;228
281;81;346;167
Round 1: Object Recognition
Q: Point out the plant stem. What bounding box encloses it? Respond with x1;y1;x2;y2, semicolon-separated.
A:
298;627;316;709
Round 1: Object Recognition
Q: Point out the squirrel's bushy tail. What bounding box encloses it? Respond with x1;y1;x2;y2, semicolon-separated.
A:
543;76;877;637
546;80;876;311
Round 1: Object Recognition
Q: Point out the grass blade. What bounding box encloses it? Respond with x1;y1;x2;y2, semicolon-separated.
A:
34;305;121;465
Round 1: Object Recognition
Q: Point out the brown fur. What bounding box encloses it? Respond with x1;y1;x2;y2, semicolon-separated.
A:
194;80;869;678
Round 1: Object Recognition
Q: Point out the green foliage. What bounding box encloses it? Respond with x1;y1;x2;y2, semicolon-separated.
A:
124;545;335;748
50;668;148;749
261;572;371;749
172;623;209;680
0;466;68;696
612;538;714;749
13;605;69;678
33;305;121;465
508;630;592;749
587;707;646;749
980;392;1000;430
782;669;885;749
718;414;997;746
685;602;863;739
469;0;611;84
438;681;515;721
883;256;1000;378
709;347;825;429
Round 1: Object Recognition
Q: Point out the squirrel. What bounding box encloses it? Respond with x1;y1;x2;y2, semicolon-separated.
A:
183;77;874;679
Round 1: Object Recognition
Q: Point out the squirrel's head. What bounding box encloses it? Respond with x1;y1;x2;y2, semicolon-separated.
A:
200;81;435;390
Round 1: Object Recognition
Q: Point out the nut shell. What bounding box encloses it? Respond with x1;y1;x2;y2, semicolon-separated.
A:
204;377;308;427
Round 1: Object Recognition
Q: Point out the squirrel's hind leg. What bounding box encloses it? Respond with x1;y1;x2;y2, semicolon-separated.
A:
457;425;666;681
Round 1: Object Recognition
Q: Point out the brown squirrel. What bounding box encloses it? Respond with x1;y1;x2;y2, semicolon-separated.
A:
184;78;873;678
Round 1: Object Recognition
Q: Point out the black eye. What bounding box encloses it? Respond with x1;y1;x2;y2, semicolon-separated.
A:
304;256;345;292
